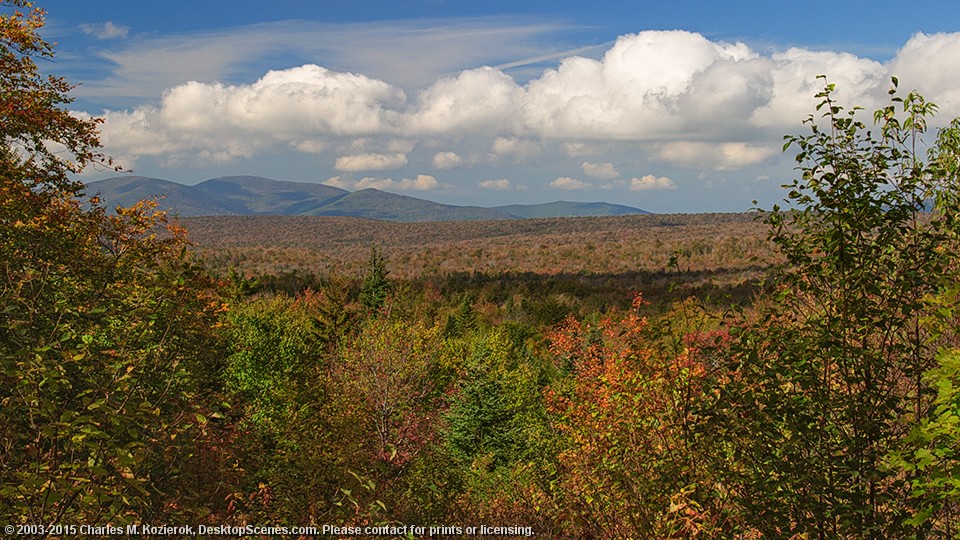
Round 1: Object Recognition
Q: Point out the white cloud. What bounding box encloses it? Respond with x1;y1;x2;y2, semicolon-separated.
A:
549;177;591;190
629;175;676;191
334;152;408;172
887;32;960;117
292;140;327;153
408;67;525;135
406;174;443;190
748;48;885;129
99;65;406;165
433;151;463;169
581;161;619;179
94;29;960;177
489;137;541;161
355;174;444;191
322;176;351;189
654;142;777;170
521;31;764;140
479;178;515;190
80;21;129;40
346;139;375;151
563;143;606;157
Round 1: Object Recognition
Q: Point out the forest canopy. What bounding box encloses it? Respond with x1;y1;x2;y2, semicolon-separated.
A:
3;2;960;537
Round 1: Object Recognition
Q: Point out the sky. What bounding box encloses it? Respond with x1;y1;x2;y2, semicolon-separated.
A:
32;0;960;212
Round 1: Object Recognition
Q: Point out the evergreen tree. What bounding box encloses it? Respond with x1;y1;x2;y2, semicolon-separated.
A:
360;244;391;311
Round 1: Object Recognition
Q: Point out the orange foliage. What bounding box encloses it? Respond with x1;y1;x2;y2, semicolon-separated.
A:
544;293;724;537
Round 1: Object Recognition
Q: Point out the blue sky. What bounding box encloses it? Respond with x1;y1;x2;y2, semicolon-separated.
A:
35;0;960;212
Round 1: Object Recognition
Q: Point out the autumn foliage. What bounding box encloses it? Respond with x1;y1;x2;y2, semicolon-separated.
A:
6;2;960;537
545;295;710;536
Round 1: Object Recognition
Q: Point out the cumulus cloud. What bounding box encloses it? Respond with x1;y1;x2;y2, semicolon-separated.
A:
654;142;777;170
355;174;444;190
99;64;406;165
549;177;591;190
629;175;676;191
334;152;408;172
887;32;960;115
489;137;541;161
748;48;885;129
433;151;463;169
324;174;445;191
581;161;619;179
292;140;327;153
323;176;351;189
522;31;764;140
80;21;129;40
408;67;524;135
94;29;960;177
479;178;521;190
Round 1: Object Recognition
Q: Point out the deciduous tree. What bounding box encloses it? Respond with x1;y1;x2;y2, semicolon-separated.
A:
707;78;960;538
1;1;228;525
544;294;723;537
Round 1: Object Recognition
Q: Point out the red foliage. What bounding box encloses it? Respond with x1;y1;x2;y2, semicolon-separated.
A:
544;292;719;537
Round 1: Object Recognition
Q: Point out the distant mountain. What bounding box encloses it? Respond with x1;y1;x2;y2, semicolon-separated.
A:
302;189;518;222
85;175;650;221
193;176;348;214
87;175;349;216
85;176;237;216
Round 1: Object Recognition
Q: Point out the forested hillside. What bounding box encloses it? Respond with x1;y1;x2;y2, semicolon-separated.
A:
86;175;650;221
4;2;960;538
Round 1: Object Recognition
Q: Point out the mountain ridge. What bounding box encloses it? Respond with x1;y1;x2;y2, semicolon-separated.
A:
85;175;650;221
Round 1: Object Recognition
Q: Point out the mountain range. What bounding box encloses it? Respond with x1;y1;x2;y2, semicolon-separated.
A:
85;175;650;222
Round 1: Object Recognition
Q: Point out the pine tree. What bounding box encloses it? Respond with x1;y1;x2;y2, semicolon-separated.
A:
360;244;391;311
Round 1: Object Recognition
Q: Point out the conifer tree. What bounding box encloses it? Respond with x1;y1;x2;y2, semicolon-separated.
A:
360;244;391;311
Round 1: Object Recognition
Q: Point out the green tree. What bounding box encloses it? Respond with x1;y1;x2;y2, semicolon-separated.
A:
311;274;359;348
440;325;556;529
224;296;320;433
887;349;960;533
443;296;478;338
332;312;453;523
222;295;358;525
445;329;543;468
359;244;391;311
707;79;960;538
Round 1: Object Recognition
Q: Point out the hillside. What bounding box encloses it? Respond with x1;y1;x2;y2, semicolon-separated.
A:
85;176;239;215
85;175;650;221
300;188;517;221
193;176;348;214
